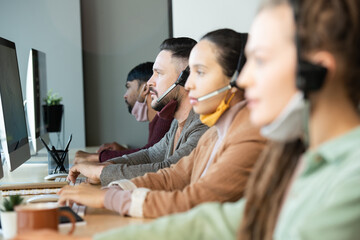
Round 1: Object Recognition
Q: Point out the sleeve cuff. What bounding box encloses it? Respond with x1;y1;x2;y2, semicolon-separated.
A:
103;187;132;216
107;179;137;190
129;188;151;217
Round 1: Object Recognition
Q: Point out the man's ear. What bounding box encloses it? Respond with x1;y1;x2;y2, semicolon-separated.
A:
137;83;149;102
141;84;150;95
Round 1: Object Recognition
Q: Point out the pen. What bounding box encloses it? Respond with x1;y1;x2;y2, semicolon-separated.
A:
52;146;65;172
40;137;63;173
60;134;72;166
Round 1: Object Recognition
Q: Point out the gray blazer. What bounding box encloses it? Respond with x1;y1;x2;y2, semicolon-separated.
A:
100;110;208;186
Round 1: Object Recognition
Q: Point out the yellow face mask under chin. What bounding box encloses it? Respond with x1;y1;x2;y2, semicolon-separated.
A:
200;92;235;127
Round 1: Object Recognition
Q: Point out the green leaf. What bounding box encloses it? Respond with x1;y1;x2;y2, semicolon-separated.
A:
43;89;62;106
1;195;24;212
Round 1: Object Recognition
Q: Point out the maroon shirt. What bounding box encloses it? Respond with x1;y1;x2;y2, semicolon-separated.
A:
99;100;177;162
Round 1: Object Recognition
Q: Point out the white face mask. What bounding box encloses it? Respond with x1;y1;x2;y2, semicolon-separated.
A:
131;99;148;122
260;92;306;142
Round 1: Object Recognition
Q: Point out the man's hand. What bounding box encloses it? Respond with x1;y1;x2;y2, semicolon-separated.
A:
74;150;99;164
58;183;108;208
67;162;107;184
96;142;128;153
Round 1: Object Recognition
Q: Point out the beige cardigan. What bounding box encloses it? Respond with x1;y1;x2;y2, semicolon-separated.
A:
108;104;266;218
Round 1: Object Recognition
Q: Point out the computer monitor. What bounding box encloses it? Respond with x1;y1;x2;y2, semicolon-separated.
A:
0;37;31;172
0;152;3;179
26;49;49;153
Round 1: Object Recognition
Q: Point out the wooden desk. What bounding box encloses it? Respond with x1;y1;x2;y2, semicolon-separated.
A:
0;147;151;238
60;208;150;237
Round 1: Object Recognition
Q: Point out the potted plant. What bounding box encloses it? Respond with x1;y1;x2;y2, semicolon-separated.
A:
0;195;24;239
43;90;63;132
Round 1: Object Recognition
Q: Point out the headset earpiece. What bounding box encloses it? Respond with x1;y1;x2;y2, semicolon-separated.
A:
292;0;328;98
296;59;327;97
156;66;190;104
176;66;190;87
230;33;248;89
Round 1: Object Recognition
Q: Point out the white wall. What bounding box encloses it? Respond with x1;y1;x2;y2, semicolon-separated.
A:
0;0;85;148
172;0;261;40
81;0;170;148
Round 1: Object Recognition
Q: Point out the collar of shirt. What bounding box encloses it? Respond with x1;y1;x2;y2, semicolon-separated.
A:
215;100;247;139
157;99;178;120
301;126;360;175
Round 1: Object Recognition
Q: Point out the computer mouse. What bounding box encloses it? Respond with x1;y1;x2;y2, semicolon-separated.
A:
26;194;60;203
44;173;69;180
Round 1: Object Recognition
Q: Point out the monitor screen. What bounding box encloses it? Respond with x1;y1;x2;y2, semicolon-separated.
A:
0;147;3;179
0;37;31;171
26;49;49;153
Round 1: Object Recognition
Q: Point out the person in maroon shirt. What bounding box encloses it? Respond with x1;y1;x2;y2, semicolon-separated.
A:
75;62;175;163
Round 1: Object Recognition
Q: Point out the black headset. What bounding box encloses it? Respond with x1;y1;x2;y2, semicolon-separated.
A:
291;0;328;99
175;66;190;87
156;66;190;103
230;33;248;88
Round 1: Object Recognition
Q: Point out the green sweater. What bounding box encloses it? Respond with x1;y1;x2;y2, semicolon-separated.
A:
95;126;360;240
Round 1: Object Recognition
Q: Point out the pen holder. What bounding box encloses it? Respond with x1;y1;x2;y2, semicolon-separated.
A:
47;149;69;174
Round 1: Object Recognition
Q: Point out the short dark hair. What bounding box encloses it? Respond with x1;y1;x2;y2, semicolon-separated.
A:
159;37;197;59
127;62;154;84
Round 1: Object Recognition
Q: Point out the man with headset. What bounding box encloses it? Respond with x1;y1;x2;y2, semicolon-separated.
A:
67;37;209;186
73;62;176;163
